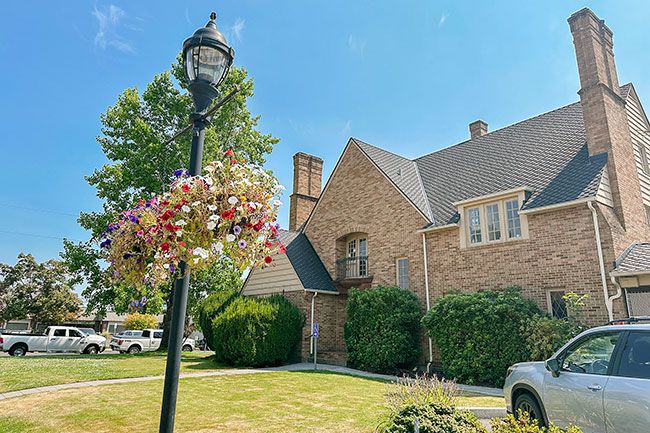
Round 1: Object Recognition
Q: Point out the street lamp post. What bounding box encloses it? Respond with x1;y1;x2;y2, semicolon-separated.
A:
159;12;234;433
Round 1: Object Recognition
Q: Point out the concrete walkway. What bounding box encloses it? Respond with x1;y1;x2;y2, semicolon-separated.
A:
0;362;505;418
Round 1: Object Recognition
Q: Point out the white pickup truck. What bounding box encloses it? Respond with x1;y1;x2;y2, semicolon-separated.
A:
0;326;107;356
110;329;195;354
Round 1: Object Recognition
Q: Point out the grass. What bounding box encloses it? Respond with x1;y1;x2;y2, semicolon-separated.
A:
0;371;504;433
0;351;225;393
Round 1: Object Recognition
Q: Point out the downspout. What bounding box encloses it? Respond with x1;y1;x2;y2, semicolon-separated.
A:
588;201;614;321
421;232;433;372
310;291;318;355
609;275;624;317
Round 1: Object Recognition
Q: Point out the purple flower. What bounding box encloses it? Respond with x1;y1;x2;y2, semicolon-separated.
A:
169;264;175;273
100;239;111;248
123;253;133;259
238;240;247;249
173;169;188;178
233;225;242;235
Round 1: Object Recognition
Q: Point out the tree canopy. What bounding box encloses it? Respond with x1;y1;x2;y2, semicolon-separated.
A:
0;254;81;328
63;57;276;321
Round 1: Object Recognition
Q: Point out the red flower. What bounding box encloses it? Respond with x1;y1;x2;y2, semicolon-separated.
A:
265;241;273;248
253;223;262;232
178;241;186;247
278;243;286;254
264;256;273;264
221;209;236;220
230;159;238;165
161;242;170;252
161;209;175;221
181;184;190;193
225;149;233;156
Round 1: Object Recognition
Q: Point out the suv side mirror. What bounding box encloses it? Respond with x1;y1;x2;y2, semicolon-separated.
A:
545;358;561;377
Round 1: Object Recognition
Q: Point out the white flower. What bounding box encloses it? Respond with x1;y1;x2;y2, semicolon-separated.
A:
273;200;283;207
182;205;191;213
207;221;217;230
176;219;187;226
209;214;220;221
226;234;236;243
193;258;200;264
208;204;218;211
214;161;223;168
212;242;224;253
205;165;215;173
193;247;209;259
192;201;201;207
228;196;238;205
176;230;183;236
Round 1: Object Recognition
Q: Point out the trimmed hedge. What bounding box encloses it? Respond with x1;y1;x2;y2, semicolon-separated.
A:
379;403;486;433
197;289;239;351
422;288;542;387
123;313;159;330
525;315;584;361
212;295;303;367
344;286;422;373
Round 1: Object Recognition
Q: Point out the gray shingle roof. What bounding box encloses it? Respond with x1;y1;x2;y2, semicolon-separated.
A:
277;230;337;292
614;243;650;275
352;86;635;226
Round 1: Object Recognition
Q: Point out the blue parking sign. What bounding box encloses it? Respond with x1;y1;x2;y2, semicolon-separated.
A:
312;322;319;337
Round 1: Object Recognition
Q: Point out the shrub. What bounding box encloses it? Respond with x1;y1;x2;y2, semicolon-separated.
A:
525;316;583;361
386;375;459;410
422;288;541;387
197;289;239;351
123;313;159;330
212;295;303;367
344;286;422;373
490;413;583;433
378;402;487;433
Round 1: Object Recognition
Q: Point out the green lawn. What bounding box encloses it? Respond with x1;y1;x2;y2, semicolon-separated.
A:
0;352;224;393
0;371;504;433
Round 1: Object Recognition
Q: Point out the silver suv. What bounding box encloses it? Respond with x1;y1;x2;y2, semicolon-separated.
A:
504;321;650;433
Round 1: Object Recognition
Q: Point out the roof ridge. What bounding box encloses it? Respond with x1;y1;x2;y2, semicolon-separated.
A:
351;137;415;162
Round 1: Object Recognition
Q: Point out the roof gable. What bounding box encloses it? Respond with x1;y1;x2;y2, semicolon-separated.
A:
277;230;337;292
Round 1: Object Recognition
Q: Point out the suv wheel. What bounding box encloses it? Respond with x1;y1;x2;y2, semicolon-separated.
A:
182;344;193;352
9;344;27;357
514;393;546;427
84;345;98;355
127;345;141;355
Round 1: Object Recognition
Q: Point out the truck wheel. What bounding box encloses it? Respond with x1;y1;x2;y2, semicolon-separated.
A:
514;393;546;427
9;344;27;357
84;345;99;355
127;345;141;355
182;344;193;352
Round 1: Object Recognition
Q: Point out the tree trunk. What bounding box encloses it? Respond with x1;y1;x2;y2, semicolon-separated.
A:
159;288;174;351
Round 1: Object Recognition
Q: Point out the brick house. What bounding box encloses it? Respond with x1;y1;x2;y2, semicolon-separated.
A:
243;8;650;366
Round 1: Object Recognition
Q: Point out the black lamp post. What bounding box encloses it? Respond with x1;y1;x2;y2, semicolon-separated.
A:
159;12;234;433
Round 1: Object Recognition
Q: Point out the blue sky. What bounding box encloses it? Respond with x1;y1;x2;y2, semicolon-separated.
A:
1;1;649;265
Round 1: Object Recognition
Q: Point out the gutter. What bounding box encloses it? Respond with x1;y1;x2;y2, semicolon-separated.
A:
417;223;459;234
303;288;340;295
587;201;614;321
519;197;592;215
310;291;317;355
421;232;433;372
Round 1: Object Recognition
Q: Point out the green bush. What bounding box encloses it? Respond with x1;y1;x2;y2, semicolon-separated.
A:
525;316;583;361
212;295;303;367
378;402;487;433
197;289;239;351
344;286;422;373
123;313;159;330
422;288;541;387
491;412;583;433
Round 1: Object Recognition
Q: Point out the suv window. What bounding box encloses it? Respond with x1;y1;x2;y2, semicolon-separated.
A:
53;329;67;337
141;330;150;338
616;332;650;380
153;331;163;339
69;329;83;338
560;332;620;375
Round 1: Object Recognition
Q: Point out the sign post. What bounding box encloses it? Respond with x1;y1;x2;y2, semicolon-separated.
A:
312;322;319;370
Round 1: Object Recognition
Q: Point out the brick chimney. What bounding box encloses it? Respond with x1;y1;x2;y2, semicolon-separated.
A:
469;120;488;139
568;8;645;232
289;152;323;231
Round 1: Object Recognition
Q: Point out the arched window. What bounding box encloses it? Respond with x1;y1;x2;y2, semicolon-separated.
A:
336;233;368;279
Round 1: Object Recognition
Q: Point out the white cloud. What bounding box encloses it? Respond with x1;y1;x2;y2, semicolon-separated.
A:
341;120;352;135
92;4;135;53
227;18;246;42
347;34;366;55
438;13;449;28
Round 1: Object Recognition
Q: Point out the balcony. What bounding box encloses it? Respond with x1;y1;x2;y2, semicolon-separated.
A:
336;256;370;281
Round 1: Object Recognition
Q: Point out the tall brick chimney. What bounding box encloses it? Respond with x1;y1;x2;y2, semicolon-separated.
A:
568;8;645;232
469;120;488;139
289;152;323;231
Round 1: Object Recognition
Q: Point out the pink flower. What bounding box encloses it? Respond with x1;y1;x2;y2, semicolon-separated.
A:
137;230;144;236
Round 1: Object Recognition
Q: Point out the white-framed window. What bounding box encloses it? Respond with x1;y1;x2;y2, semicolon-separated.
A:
461;196;525;247
396;258;409;289
344;234;368;278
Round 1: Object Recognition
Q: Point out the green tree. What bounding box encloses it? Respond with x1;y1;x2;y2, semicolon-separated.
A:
0;254;81;329
124;313;159;330
62;58;277;348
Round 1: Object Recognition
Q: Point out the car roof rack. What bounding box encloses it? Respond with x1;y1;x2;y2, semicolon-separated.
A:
607;316;650;325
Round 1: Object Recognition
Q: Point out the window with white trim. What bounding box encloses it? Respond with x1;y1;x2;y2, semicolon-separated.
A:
396;258;409;289
463;196;524;246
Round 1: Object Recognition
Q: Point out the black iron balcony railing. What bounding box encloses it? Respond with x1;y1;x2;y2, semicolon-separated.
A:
336;256;369;280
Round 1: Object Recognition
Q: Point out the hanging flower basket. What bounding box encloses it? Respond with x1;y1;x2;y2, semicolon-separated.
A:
100;151;285;289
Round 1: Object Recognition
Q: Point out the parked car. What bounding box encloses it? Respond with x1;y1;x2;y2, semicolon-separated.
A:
110;329;195;354
504;319;650;433
0;326;107;356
